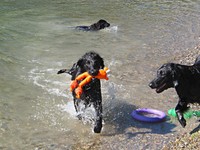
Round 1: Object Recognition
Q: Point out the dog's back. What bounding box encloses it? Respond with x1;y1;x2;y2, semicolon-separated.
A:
75;26;90;31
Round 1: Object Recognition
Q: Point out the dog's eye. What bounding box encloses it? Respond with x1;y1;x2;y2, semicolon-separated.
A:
158;70;165;76
86;61;91;65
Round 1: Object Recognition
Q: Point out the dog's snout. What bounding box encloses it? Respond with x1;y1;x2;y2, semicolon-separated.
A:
149;82;153;88
89;70;99;76
149;82;155;89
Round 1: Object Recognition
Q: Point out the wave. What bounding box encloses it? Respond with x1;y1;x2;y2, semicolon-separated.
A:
28;67;71;98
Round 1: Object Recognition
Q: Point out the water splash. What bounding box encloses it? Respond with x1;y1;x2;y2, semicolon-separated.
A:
104;26;118;33
59;100;97;126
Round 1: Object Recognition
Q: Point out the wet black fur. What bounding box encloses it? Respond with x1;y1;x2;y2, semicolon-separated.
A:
149;56;200;128
75;19;110;31
57;51;105;133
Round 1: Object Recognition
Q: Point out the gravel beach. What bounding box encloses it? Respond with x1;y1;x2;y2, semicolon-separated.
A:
172;46;200;65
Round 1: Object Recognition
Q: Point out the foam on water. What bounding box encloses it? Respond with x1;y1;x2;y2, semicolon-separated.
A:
59;100;98;127
104;26;118;33
58;101;77;117
28;67;70;98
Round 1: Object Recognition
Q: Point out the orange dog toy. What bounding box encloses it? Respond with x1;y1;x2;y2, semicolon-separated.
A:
70;67;109;98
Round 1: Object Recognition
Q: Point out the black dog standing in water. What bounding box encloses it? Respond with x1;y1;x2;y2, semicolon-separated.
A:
75;19;110;31
57;51;105;133
149;56;200;128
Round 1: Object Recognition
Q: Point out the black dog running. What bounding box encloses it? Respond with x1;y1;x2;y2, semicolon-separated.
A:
149;55;200;128
58;51;105;133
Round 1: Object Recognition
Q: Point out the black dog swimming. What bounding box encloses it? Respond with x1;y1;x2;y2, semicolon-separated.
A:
149;56;200;128
75;19;110;31
57;51;105;133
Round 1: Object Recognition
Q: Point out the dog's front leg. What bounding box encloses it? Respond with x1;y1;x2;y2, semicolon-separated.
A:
175;100;188;127
73;98;83;120
93;100;102;133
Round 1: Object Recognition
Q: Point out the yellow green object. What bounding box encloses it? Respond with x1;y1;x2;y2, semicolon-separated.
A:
168;108;200;119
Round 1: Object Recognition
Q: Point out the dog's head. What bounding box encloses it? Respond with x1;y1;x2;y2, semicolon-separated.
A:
91;19;110;30
149;63;179;93
57;52;104;79
78;51;105;76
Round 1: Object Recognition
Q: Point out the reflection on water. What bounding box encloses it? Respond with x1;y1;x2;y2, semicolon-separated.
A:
1;0;200;149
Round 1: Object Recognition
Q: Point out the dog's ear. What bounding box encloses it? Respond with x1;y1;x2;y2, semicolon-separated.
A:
89;23;98;30
172;70;179;87
95;23;101;30
67;64;75;75
99;57;105;69
170;63;179;87
77;58;83;66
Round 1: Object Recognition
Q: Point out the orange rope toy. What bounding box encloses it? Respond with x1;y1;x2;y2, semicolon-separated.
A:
70;67;109;98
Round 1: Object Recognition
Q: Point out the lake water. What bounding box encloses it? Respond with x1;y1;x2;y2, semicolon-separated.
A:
1;0;200;149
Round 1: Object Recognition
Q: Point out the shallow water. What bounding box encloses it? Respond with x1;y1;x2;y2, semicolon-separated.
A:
1;0;200;149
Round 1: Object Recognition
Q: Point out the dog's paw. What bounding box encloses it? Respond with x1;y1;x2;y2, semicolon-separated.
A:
176;112;186;127
94;126;102;133
93;121;102;133
179;117;186;128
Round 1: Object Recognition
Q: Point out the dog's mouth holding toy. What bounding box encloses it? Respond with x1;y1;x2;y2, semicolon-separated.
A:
70;67;110;98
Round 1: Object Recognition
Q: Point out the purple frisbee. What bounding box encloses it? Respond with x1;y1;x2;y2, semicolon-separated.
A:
131;108;166;122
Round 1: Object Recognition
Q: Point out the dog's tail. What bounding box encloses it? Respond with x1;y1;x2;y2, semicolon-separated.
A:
57;69;69;74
